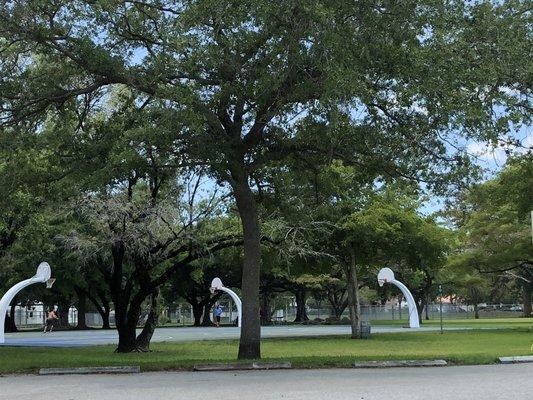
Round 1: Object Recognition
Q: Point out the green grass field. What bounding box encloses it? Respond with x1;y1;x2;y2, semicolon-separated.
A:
1;328;531;374
370;317;533;328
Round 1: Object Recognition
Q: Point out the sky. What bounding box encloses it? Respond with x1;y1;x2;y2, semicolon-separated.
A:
125;26;533;217
421;125;532;215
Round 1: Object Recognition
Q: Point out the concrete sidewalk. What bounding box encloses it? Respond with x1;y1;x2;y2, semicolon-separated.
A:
1;364;531;400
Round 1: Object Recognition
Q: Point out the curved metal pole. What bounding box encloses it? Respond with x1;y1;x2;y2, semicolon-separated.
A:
390;279;420;329
218;287;242;328
0;262;51;344
0;277;42;344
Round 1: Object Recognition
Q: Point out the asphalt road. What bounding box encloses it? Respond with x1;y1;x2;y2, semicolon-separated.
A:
1;325;479;347
1;364;531;400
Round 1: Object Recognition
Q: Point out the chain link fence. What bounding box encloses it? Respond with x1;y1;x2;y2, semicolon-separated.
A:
9;302;528;329
295;303;527;322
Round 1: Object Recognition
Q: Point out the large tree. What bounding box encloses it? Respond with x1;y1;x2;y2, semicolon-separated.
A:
61;176;244;351
164;245;242;327
338;187;451;334
447;155;533;317
0;124;70;331
1;0;530;358
452;272;491;319
38;89;245;350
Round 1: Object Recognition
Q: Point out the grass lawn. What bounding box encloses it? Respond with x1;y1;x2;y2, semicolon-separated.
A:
1;328;532;374
370;317;533;328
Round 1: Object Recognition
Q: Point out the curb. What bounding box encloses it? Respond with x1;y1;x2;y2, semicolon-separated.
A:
353;360;447;368
499;356;533;364
39;366;140;375
194;362;292;371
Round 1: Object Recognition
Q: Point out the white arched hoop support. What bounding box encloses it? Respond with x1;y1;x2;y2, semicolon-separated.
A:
210;278;242;328
0;262;53;344
377;267;420;329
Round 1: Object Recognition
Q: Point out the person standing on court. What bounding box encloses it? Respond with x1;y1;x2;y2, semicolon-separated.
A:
43;307;58;333
213;304;223;327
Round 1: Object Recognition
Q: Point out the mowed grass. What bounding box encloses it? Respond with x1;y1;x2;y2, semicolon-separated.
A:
1;328;532;374
370;317;533;328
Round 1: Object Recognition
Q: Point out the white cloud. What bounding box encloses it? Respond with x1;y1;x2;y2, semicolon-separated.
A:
466;141;507;163
466;131;532;170
523;133;533;148
466;131;533;163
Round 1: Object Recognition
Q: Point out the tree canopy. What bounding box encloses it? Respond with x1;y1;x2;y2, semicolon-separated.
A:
0;0;531;356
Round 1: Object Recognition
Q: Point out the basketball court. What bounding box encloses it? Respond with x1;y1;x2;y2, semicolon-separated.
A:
0;324;476;347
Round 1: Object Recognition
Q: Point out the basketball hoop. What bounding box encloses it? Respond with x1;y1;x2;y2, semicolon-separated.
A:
46;278;56;289
208;277;242;328
377;268;394;288
35;262;51;282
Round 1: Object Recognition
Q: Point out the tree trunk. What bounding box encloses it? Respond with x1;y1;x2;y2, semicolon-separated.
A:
56;301;72;329
232;179;261;359
100;297;111;329
115;296;145;353
346;247;361;339
474;303;480;319
85;288;111;329
108;243;153;353
201;299;217;327
135;293;158;352
110;242;137;352
116;322;137;353
260;292;271;325
114;294;140;353
523;283;532;318
425;294;430;320
191;302;203;326
74;287;88;330
101;305;111;329
414;295;425;325
327;290;348;318
4;296;18;333
115;310;137;353
97;290;112;329
293;288;309;322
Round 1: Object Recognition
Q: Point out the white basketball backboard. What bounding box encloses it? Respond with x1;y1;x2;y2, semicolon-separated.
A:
377;267;395;287
211;277;223;290
35;262;52;282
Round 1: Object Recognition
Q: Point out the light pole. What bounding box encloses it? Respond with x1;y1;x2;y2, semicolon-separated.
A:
439;284;443;334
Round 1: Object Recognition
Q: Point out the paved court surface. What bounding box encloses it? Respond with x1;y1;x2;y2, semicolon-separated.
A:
1;364;531;400
1;325;478;347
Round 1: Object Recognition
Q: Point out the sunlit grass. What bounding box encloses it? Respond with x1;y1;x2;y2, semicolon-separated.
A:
370;317;533;327
1;328;531;374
